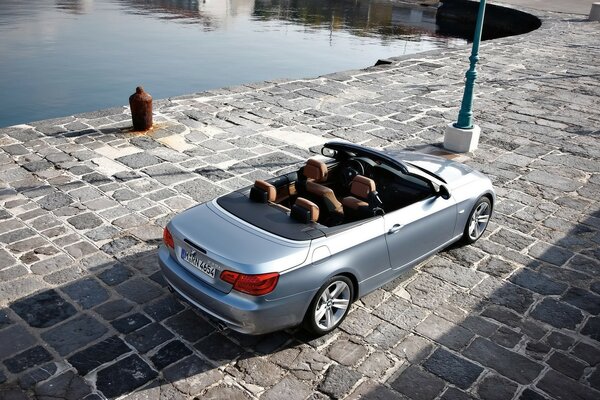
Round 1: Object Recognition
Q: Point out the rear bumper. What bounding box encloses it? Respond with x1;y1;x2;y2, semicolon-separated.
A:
158;246;311;335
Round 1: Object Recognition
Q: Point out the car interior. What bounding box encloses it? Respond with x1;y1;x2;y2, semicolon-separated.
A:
248;147;435;228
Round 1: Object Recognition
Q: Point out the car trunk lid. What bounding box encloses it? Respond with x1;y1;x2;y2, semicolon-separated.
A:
167;201;311;293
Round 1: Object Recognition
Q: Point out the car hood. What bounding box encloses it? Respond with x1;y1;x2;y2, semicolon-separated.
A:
168;201;311;275
385;150;477;185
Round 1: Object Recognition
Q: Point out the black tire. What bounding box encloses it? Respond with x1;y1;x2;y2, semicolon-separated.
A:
461;196;492;244
303;275;354;336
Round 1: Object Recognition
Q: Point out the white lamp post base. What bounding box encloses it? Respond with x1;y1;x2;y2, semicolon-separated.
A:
590;3;600;21
444;123;481;153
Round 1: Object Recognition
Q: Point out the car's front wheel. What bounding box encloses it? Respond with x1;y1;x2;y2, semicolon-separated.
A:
303;276;353;335
462;196;492;244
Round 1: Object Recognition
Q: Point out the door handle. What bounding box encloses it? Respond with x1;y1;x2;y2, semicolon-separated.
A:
388;224;402;234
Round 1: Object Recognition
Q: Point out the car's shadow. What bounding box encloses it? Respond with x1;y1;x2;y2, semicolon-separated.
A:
0;243;343;399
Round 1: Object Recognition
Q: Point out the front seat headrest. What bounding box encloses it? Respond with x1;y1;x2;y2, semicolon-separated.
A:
303;159;328;182
350;175;376;200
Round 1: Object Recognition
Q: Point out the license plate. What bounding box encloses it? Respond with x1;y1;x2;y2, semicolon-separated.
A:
181;248;216;278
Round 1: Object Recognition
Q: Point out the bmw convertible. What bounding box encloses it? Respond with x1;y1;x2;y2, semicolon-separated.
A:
159;141;495;335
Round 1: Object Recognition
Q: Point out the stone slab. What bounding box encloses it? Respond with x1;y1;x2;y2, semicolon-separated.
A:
41;314;108;356
10;289;77;328
95;355;158;398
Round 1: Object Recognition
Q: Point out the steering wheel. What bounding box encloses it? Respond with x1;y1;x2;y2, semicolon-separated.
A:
341;159;364;187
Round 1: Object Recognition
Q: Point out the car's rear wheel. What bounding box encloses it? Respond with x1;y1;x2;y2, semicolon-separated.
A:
303;276;353;335
462;196;492;244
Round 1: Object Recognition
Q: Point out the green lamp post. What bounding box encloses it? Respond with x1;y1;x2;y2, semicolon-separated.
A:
444;0;487;152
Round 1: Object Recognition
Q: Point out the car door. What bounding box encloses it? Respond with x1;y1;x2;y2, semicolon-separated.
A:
305;216;392;297
384;191;457;271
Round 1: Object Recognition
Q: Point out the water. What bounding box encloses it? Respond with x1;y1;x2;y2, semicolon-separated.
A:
0;0;466;128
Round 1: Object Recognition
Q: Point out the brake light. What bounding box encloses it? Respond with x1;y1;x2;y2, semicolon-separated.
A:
220;271;279;296
163;227;174;249
220;270;239;284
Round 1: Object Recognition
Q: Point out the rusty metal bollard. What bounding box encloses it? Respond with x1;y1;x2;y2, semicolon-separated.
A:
129;86;152;131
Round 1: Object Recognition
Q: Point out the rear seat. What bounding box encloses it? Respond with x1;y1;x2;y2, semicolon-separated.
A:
250;179;276;203
291;198;319;224
250;180;291;213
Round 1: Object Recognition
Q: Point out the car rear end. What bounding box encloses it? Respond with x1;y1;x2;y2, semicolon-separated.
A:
159;200;315;334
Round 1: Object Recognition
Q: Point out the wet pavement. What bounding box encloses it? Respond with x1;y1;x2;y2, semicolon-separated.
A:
0;4;599;400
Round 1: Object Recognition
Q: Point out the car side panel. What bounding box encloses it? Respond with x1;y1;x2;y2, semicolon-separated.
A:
384;195;457;271
271;216;391;304
452;193;478;238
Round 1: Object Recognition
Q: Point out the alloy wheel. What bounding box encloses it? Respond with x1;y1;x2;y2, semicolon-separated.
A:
468;201;490;241
313;280;351;330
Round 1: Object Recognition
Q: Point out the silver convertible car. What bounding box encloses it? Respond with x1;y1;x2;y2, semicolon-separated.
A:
159;142;495;335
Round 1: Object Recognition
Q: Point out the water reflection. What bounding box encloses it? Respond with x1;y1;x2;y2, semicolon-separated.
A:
252;0;437;38
55;0;93;14
116;0;216;28
0;0;465;127
114;0;439;37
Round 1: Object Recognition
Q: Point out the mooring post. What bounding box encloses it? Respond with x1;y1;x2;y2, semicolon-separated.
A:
129;86;153;131
443;0;487;153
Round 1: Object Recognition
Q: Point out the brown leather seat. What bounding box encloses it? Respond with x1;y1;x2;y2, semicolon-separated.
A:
250;180;276;203
298;159;343;224
342;175;383;220
291;198;319;224
303;158;328;183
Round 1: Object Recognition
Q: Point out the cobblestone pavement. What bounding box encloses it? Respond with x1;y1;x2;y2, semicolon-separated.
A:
0;5;599;400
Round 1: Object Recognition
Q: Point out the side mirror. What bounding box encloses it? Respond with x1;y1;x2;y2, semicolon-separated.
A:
321;147;337;158
436;184;451;200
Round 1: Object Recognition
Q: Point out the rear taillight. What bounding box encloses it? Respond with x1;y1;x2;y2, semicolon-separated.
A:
220;271;279;296
163;227;174;249
220;270;239;284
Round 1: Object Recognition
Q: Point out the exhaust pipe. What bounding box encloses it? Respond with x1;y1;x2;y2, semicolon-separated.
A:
165;284;228;330
216;321;228;331
206;316;227;331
